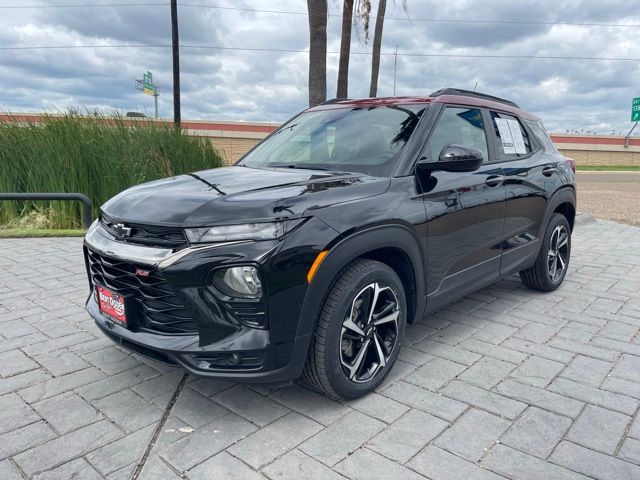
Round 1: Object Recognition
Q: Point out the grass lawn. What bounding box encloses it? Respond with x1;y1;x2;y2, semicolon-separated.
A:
0;228;85;238
576;165;640;171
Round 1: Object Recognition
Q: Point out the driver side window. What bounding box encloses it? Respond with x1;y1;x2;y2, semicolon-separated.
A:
426;107;488;162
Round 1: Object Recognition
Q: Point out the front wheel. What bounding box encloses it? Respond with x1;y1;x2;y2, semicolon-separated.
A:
302;259;406;399
520;212;571;292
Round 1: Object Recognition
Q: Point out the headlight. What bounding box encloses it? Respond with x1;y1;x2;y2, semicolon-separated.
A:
212;266;262;298
185;219;304;243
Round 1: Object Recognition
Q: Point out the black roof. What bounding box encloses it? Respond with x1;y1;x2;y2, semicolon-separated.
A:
429;88;520;109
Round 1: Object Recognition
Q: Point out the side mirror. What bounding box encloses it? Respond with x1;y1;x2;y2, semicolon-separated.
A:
417;144;484;173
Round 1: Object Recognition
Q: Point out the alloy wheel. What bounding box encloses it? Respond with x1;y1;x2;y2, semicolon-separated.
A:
340;282;400;383
547;225;569;282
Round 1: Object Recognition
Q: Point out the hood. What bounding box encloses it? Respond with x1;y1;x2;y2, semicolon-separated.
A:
101;166;390;227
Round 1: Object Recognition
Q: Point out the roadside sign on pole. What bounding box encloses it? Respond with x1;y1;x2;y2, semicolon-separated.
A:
143;71;155;96
632;97;640;122
134;70;160;118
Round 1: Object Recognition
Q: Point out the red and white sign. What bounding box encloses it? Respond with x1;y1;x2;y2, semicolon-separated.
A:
96;286;127;326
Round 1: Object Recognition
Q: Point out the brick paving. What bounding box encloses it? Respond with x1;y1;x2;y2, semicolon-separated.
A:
1;218;640;479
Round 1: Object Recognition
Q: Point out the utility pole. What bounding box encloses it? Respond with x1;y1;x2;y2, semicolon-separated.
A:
153;86;159;119
624;122;637;148
170;0;181;126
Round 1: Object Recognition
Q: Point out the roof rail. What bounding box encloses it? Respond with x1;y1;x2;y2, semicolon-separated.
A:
322;97;350;105
429;88;520;109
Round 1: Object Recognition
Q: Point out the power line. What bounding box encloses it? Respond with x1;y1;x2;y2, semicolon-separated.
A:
178;3;640;28
0;2;639;29
1;43;639;63
0;2;166;7
0;44;168;50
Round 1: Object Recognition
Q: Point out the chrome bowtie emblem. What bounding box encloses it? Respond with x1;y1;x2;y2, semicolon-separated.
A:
112;223;132;239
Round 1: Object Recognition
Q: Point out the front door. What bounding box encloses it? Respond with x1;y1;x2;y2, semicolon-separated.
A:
418;105;507;312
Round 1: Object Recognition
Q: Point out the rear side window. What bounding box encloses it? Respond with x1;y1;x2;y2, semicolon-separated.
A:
426;107;489;162
525;119;558;154
489;111;532;160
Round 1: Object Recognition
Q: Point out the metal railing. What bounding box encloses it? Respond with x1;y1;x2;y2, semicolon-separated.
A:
0;193;93;229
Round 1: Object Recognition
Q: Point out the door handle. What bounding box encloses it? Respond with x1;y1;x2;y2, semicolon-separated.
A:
485;175;504;187
542;165;557;177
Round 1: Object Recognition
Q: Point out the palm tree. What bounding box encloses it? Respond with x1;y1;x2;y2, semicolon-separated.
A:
368;0;386;97
307;0;328;107
336;1;371;99
369;0;407;97
336;0;354;99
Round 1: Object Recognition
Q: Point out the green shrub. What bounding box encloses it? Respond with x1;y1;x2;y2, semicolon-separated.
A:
0;112;223;229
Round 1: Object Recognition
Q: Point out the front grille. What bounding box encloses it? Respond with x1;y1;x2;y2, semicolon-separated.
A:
99;216;188;249
86;247;198;334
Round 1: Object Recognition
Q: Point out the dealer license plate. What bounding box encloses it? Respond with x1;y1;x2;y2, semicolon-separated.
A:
96;285;127;326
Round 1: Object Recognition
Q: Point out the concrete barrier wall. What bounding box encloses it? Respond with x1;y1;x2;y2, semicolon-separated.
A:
552;135;640;166
2;113;638;166
557;149;640;166
182;120;278;165
204;137;262;164
198;129;640;167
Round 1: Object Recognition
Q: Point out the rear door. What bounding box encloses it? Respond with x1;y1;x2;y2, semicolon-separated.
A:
486;110;566;275
419;105;507;312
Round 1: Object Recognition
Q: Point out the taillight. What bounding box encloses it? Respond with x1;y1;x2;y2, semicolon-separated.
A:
564;156;576;173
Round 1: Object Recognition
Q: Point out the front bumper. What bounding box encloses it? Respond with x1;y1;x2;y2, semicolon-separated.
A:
83;221;311;383
88;296;311;382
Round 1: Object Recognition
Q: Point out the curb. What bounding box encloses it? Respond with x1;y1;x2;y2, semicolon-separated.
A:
574;212;597;227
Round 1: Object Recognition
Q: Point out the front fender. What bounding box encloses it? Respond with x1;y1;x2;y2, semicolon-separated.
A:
295;224;426;342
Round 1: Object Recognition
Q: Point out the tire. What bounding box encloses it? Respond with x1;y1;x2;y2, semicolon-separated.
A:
519;213;571;292
302;259;406;399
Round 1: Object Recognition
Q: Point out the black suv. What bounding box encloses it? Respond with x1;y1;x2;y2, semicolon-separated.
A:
84;88;576;399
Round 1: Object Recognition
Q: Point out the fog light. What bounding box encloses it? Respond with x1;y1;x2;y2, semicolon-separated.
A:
213;266;262;298
229;353;243;365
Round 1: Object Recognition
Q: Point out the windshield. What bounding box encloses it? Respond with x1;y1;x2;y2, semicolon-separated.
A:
238;104;427;176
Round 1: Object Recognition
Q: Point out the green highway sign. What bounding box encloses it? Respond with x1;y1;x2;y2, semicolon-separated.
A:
134;70;159;118
632;97;640;122
143;71;155;96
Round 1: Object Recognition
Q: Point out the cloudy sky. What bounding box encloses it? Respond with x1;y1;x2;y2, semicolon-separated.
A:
1;0;638;133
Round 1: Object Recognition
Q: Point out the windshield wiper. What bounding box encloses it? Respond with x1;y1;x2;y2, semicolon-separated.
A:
269;123;298;138
268;163;335;171
187;173;225;195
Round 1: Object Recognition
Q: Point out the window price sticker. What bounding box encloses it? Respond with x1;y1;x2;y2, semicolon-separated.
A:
507;119;527;154
495;118;526;155
495;118;516;154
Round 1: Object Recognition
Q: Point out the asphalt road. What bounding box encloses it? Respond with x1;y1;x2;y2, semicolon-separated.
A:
576;171;640;226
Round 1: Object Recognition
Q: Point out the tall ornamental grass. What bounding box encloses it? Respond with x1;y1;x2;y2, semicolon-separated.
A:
0;112;223;229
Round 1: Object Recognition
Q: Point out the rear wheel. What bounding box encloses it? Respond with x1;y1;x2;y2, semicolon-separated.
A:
520;213;571;292
302;259;406;399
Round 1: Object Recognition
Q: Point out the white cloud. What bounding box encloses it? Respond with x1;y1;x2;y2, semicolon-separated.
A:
537;76;570;100
0;0;638;133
